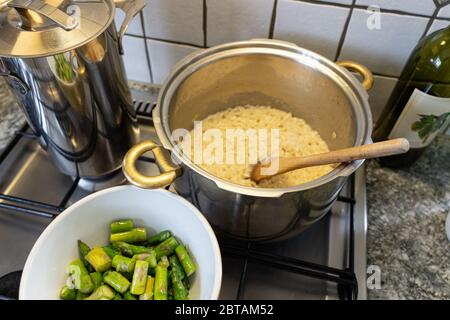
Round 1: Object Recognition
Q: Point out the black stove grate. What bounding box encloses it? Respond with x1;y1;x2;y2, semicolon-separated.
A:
0;100;358;300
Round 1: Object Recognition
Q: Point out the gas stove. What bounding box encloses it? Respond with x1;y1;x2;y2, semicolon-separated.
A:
0;85;368;300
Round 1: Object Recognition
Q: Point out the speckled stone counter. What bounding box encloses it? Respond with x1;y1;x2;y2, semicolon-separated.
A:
0;78;25;150
0;79;448;299
366;135;450;299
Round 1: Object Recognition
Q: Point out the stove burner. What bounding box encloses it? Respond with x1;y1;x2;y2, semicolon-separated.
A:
0;271;21;300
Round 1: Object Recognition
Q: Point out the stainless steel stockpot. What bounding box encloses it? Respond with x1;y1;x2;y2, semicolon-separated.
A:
123;39;374;241
0;0;143;181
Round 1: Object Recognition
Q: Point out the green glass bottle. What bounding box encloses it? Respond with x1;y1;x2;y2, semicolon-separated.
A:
373;26;450;168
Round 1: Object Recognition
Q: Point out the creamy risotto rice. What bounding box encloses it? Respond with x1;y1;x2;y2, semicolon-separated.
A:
182;105;334;188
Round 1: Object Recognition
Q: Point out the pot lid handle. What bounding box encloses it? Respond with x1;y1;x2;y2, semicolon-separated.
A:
7;0;78;31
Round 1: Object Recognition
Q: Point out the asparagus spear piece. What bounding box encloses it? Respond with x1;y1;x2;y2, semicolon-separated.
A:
171;271;189;300
102;245;119;259
130;260;148;295
175;244;196;277
139;276;155;300
154;236;179;260
133;249;157;268
76;291;89;300
154;264;168;300
169;255;185;280
112;255;136;273
148;230;172;246
110;219;134;234
113;293;122;300
90;272;103;290
85;285;115;300
110;227;147;243
123;291;137;300
59;286;76;300
85;247;111;272
103;271;130;294
112;241;152;257
159;255;170;268
78;240;94;272
67;259;94;294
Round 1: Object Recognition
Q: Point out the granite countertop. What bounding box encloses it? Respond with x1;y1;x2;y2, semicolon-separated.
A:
0;78;448;299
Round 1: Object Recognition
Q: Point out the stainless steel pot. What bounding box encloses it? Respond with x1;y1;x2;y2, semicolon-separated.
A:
0;0;143;181
123;39;374;241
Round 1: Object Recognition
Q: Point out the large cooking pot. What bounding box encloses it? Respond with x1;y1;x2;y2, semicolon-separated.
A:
0;0;143;182
123;39;373;241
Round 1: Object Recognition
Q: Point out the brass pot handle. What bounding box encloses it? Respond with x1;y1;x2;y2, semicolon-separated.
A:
337;61;374;91
123;140;182;189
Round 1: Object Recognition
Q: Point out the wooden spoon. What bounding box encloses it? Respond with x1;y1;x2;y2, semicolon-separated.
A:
251;138;410;182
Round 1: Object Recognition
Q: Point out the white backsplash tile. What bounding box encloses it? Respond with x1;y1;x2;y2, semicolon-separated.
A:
339;10;428;76
368;75;398;123
355;0;436;16
143;0;203;46
206;0;274;46
428;19;450;34
122;36;151;83
147;40;200;84
273;0;349;59
438;5;450;18
115;9;143;36
316;0;352;4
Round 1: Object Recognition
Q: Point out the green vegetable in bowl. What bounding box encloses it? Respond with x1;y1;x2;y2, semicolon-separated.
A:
59;219;196;300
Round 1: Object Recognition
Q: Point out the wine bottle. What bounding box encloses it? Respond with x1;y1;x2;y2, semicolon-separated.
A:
373;26;450;168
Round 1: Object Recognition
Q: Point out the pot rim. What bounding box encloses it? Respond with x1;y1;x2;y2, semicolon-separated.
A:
153;39;373;198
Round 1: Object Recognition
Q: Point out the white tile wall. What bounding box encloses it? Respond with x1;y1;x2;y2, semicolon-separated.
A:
273;0;350;59
147;40;200;84
368;75;398;123
316;0;352;4
115;10;143;36
339;10;428;76
355;0;436;16
143;0;203;46
122;36;151;83
206;0;274;46
428;19;450;34
438;5;450;18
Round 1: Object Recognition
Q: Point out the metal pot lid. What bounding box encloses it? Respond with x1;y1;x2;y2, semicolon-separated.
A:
0;0;114;58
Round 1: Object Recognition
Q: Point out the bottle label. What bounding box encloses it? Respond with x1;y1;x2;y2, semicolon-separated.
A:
388;89;450;148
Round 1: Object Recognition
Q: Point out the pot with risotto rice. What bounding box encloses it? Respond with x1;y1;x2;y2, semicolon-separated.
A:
123;39;373;241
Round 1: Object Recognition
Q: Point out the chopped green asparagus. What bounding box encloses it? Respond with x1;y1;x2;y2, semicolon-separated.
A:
148;230;172;246
169;255;185;280
175;244;196;277
154;236;179;260
85;285;115;300
139;276;155;300
112;255;136;273
159;256;170;268
67;259;94;294
113;293;122;300
130;260;148;295
112;241;152;257
102;245;119;259
103;271;130;294
154;264;168;300
123;291;137;300
78;240;94;272
133;250;157;269
110;219;134;234
76;291;89;300
85;247;111;272
59;286;76;300
171;271;189;300
90;272;103;290
110;227;147;243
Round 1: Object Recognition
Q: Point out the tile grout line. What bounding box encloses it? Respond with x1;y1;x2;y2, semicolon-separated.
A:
421;6;441;39
268;0;278;39
334;0;356;62
138;10;154;83
203;0;208;48
124;34;206;49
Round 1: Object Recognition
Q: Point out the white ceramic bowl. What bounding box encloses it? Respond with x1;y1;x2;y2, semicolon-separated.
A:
19;186;222;300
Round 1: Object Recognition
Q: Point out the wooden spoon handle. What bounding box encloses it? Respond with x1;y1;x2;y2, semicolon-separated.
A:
252;138;410;182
